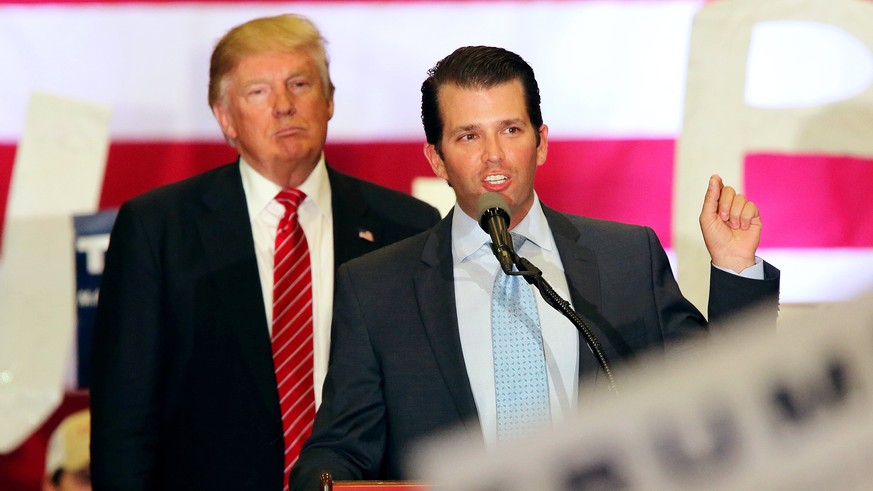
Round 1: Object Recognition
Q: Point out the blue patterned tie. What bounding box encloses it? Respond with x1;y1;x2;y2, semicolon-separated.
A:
491;233;550;441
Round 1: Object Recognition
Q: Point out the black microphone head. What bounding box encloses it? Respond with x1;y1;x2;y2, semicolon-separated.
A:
476;192;510;232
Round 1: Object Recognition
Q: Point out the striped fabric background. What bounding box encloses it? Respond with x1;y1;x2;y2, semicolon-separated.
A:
2;0;871;304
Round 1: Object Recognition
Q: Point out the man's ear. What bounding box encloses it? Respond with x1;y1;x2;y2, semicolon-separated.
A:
424;143;448;180
212;103;238;141
536;123;549;167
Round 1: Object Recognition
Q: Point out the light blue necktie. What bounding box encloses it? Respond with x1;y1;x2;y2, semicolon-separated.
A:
491;233;550;441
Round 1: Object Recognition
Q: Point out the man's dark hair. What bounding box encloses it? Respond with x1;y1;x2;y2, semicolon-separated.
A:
421;46;543;155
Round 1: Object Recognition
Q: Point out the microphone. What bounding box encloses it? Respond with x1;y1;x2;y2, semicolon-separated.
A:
476;192;515;274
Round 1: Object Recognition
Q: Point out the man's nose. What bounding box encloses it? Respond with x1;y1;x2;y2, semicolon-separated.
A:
274;89;296;116
483;135;504;163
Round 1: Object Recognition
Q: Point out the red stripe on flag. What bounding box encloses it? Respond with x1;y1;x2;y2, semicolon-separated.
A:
0;139;679;250
746;153;873;248
96;139;440;205
5;141;867;257
98;141;236;207
0;146;13;201
540;139;675;244
324;141;439;195
0;144;15;250
325;139;677;246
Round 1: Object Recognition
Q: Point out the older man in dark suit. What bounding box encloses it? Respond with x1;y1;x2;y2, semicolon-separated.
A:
89;14;440;491
289;46;779;490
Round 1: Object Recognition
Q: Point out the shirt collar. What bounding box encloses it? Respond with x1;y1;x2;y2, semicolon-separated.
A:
451;192;555;264
239;154;332;219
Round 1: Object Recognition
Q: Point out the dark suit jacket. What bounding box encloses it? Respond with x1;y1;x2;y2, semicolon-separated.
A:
90;161;440;491
289;206;780;489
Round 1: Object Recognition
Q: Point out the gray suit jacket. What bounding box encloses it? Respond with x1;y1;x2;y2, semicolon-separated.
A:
289;205;779;489
90;161;440;491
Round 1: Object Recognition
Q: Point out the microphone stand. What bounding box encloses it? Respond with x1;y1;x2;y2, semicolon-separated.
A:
511;253;618;393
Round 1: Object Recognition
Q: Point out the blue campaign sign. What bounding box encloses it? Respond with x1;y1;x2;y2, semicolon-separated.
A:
73;209;117;389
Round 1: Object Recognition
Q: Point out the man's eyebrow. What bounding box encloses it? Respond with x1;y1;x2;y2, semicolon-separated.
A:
447;116;529;137
448;123;482;136
238;77;269;89
285;69;310;80
500;118;526;126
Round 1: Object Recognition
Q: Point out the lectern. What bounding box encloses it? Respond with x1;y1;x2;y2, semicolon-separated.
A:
320;472;431;491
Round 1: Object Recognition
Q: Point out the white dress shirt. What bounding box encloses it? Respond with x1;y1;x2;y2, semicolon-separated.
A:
240;156;334;407
452;194;580;448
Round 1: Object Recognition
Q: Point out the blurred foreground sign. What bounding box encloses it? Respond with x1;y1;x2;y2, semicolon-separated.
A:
413;292;873;490
0;93;109;452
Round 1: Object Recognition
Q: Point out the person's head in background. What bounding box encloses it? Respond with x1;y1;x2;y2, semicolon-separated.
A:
420;46;548;229
44;409;91;491
421;45;543;156
208;13;336;188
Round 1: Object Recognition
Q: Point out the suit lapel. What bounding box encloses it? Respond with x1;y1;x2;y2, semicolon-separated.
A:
413;214;481;430
542;206;616;392
543;207;602;308
327;167;383;269
195;163;280;420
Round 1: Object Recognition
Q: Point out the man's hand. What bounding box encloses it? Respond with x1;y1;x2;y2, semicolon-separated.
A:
699;174;761;273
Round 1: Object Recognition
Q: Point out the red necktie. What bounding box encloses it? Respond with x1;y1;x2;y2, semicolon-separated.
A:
272;189;315;489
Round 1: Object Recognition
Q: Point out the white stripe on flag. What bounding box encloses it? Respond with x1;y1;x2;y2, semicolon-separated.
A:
0;1;701;141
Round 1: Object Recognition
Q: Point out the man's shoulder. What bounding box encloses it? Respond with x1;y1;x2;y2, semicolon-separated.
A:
329;167;440;223
350;227;432;264
123;162;239;210
547;207;652;240
338;219;440;278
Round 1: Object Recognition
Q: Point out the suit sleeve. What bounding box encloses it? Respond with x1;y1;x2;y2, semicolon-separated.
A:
289;264;388;491
90;202;165;491
644;227;710;345
708;261;781;328
644;227;779;347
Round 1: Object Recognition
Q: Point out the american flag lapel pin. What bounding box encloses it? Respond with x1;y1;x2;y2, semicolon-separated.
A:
358;229;375;242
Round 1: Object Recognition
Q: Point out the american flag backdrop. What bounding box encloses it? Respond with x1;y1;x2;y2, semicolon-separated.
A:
2;0;872;303
1;0;873;487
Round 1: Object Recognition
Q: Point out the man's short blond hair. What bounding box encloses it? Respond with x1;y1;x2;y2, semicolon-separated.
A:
208;13;334;108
